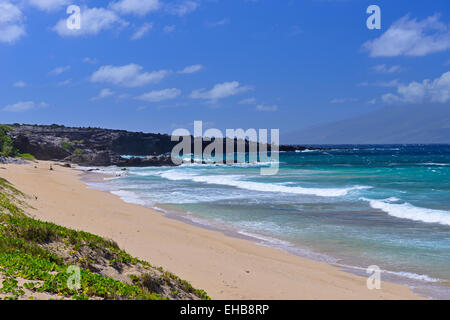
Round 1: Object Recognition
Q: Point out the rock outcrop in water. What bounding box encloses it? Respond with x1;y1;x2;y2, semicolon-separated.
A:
6;124;320;167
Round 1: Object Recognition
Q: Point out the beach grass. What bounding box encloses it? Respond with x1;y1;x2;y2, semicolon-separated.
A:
17;153;36;161
0;177;209;300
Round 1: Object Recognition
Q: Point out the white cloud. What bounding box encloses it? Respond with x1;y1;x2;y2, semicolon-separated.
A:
382;71;450;104
137;88;181;102
3;101;35;112
13;81;26;88
330;98;357;104
178;64;203;74
92;88;115;100
358;79;400;88
190;81;251;101
0;1;21;23
57;79;72;86
90;64;170;87
131;22;153;40
367;98;377;105
53;7;127;37
238;97;257;105
28;0;70;11
83;57;97;64
381;93;401;104
256;104;278;112
49;65;70;75
372;64;402;74
110;0;161;16
363;14;450;57
207;18;230;28
0;2;26;44
166;0;199;16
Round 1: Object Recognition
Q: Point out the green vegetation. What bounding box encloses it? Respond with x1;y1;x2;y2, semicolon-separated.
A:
60;141;84;155
0;178;209;300
59;141;74;151
18;153;36;161
0;125;17;158
71;140;84;146
0;125;36;160
73;149;84;155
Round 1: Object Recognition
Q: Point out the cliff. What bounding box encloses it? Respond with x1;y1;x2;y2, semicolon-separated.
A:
8;124;177;167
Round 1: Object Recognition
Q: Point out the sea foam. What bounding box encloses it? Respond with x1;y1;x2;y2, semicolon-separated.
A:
361;198;450;226
111;190;147;206
160;170;369;197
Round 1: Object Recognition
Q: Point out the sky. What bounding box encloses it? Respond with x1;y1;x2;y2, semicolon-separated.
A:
0;0;450;136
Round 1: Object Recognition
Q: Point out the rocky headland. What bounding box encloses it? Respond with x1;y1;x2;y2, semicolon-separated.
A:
3;124;319;167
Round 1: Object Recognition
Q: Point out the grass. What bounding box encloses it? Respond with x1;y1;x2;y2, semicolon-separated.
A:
18;153;36;161
0;178;209;300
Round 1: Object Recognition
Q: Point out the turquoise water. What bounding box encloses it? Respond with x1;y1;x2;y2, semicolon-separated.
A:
84;145;450;298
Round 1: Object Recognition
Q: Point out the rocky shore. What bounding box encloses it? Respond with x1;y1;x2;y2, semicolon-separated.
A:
8;124;177;167
5;124;321;167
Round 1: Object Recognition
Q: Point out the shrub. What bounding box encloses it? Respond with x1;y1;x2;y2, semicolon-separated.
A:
0;125;17;157
18;153;36;161
60;141;74;151
73;149;84;155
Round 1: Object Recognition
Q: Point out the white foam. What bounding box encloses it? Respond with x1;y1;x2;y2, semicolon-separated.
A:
361;198;450;226
296;149;316;153
334;263;440;283
160;170;369;197
237;230;293;247
129;170;164;177
110;190;148;206
76;166;131;178
75;166;101;172
179;161;277;168
389;271;440;283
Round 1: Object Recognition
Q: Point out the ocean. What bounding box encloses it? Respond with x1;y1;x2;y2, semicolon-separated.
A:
81;145;450;299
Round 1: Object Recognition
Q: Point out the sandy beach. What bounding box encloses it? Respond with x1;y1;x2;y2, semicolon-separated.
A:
0;160;422;300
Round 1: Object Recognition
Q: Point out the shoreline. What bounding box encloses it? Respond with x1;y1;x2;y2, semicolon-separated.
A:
0;161;422;299
85;172;447;300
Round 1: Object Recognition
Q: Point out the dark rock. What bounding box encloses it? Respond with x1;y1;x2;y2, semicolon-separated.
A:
6;124;319;167
10;124;177;157
64;151;120;167
0;157;28;164
12;134;71;160
55;163;71;168
8;124;179;167
278;145;329;152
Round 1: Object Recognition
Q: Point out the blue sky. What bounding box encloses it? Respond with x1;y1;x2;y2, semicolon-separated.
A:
1;0;450;135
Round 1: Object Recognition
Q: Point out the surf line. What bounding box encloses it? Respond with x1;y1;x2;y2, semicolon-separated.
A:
171;120;280;175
